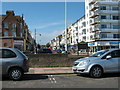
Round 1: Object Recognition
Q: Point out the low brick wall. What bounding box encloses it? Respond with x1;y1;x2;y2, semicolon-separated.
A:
27;53;88;67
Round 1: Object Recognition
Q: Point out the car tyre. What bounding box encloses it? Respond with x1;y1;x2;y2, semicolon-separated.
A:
8;68;23;81
90;66;103;78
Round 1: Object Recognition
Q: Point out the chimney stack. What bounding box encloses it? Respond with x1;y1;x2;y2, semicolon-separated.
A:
6;11;15;16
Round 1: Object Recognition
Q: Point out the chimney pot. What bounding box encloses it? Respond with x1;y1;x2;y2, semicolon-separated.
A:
6;11;15;16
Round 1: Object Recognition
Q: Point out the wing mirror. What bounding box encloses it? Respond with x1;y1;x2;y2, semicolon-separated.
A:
106;55;112;59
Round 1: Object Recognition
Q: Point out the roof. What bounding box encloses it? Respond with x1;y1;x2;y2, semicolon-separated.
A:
0;14;23;22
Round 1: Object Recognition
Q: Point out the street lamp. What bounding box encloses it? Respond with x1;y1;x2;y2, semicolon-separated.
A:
34;29;41;54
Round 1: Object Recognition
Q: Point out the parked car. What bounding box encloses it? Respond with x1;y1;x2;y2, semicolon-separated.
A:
56;49;62;53
38;48;52;53
61;50;67;54
72;49;120;78
0;47;29;80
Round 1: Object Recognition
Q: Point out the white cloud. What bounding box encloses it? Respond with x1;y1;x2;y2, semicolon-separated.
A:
31;21;64;30
35;29;63;45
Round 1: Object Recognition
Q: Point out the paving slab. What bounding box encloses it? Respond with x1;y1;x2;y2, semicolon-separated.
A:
27;67;74;75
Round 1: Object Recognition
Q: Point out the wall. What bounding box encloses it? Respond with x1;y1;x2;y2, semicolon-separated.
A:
27;53;88;67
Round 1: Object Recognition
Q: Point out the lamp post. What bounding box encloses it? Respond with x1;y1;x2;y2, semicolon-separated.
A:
34;29;37;54
34;29;41;54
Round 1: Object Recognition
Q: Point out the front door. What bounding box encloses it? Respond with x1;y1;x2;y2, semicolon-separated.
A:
105;50;120;72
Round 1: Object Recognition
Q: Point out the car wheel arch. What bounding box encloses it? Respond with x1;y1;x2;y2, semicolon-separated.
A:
90;65;104;73
7;66;24;74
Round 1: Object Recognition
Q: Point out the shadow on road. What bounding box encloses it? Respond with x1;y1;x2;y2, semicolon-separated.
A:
103;73;120;78
77;73;120;78
2;74;48;81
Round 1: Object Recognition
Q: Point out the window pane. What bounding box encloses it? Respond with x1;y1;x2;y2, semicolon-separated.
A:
113;34;120;38
100;6;106;10
101;34;107;38
4;32;8;37
12;23;16;30
113;16;119;20
12;32;16;37
112;7;119;10
113;25;119;29
111;50;120;58
101;15;106;19
3;49;17;58
101;24;107;29
4;23;8;28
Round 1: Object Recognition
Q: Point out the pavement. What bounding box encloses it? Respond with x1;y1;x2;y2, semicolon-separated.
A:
27;67;74;75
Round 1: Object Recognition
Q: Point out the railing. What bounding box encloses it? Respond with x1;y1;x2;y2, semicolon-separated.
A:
89;4;99;9
90;12;99;18
100;0;119;2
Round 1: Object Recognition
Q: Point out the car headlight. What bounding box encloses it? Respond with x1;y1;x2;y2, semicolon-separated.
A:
79;61;88;66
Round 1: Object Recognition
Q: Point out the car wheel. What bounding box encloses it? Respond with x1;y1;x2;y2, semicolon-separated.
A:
8;68;23;81
90;66;103;78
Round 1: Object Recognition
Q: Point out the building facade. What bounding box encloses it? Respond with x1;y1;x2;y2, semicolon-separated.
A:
0;11;34;51
49;0;120;53
85;0;120;52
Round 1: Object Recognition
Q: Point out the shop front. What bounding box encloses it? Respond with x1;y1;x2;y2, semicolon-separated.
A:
88;41;120;53
14;40;24;51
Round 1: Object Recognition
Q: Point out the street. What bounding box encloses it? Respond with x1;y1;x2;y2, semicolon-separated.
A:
2;74;119;88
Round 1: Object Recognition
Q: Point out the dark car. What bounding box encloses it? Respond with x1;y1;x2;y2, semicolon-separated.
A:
38;48;52;53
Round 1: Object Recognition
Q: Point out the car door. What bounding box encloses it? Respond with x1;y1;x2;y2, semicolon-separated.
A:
2;49;17;75
103;50;120;72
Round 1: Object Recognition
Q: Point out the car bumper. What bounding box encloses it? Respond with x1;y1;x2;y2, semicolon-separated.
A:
72;66;89;74
23;66;29;73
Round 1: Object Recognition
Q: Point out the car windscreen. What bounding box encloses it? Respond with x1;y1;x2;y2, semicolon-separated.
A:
89;50;109;57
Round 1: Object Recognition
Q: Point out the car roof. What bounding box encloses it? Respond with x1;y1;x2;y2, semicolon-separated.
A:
0;47;15;50
108;48;120;51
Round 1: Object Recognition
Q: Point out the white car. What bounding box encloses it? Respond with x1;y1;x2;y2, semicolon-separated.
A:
72;49;120;78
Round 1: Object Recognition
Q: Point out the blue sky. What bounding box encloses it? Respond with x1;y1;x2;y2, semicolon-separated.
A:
2;2;85;45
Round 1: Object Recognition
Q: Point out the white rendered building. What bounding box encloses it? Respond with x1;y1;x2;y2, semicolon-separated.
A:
85;0;120;52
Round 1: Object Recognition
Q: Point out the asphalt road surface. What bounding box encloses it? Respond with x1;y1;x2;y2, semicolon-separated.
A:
2;73;120;88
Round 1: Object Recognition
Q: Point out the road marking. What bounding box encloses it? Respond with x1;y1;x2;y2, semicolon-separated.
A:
48;75;57;84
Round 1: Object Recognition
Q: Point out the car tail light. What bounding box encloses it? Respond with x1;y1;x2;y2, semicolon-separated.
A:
24;59;29;66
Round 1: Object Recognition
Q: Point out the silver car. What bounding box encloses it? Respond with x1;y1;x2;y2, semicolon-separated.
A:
0;47;29;80
72;49;120;78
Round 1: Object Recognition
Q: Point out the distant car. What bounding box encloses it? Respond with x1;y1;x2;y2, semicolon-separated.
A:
0;47;29;80
56;49;62;53
61;50;66;54
38;48;52;53
72;49;120;78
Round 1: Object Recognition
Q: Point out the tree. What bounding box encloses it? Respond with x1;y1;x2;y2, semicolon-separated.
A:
46;43;50;48
37;44;41;49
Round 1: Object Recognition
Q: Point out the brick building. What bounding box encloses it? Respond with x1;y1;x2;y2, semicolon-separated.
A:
0;11;34;51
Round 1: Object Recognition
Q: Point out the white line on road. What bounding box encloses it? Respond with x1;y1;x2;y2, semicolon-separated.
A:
48;75;57;84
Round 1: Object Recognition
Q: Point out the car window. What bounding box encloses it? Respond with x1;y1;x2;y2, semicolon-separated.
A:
2;49;17;58
89;50;109;57
102;50;120;59
16;49;27;59
111;50;120;58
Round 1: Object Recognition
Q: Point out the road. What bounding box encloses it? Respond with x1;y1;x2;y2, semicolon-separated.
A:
2;74;120;88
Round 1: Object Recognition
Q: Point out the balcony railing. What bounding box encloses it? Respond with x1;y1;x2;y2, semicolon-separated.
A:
91;18;119;25
90;12;99;18
89;0;96;4
89;4;99;11
90;18;100;25
101;29;119;33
